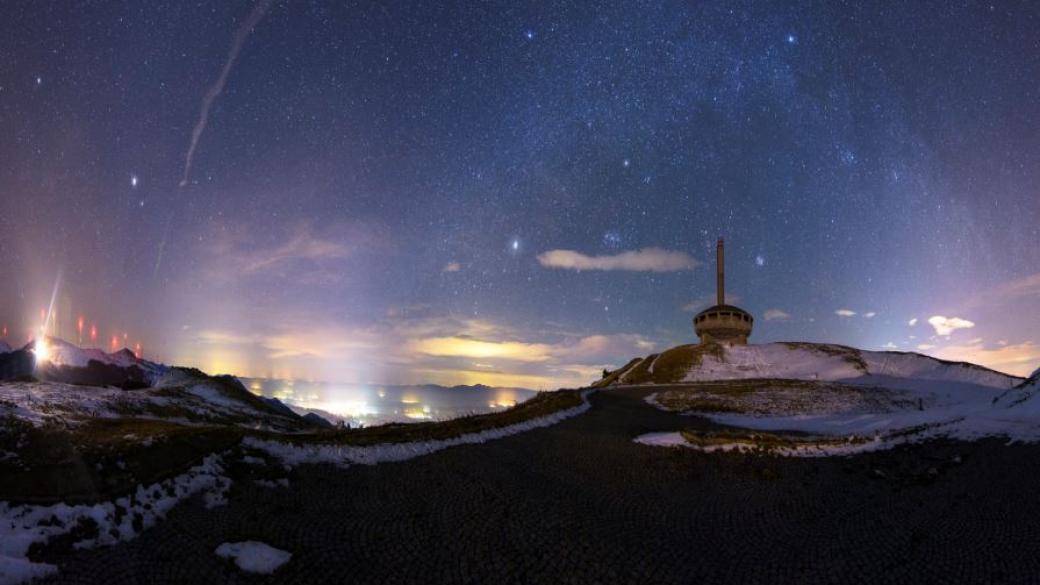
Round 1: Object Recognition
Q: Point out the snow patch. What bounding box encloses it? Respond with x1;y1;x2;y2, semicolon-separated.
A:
215;541;291;574
634;431;890;457
634;431;686;447
245;390;594;466
0;455;229;585
185;383;239;409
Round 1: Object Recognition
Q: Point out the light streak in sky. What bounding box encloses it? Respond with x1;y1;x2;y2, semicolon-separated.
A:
161;0;276;279
41;269;63;339
179;0;276;188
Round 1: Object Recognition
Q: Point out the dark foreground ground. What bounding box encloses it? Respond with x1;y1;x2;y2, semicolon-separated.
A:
38;387;1040;584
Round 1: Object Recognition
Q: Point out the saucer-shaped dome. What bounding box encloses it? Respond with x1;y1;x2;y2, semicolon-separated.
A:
693;304;753;345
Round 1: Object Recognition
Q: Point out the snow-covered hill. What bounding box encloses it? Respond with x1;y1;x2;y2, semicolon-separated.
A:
0;337;167;388
41;337;165;378
992;367;1040;411
0;368;317;432
622;343;1040;455
600;342;1021;391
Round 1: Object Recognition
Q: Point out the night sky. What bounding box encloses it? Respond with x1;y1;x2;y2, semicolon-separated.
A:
2;1;1039;388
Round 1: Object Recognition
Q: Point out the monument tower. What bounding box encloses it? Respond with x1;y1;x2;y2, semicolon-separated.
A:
693;238;753;345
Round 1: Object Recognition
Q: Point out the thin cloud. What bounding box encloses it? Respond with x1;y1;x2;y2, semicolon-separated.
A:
538;248;699;272
863;312;877;318
908;318;918;326
764;309;791;321
442;262;461;273
928;315;975;336
204;222;375;282
408;337;554;363
835;309;856;317
241;230;351;274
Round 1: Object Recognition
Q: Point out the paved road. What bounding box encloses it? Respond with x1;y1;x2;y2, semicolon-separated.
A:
40;387;1040;584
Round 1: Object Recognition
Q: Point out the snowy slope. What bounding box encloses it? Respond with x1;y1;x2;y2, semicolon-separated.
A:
20;337;167;386
0;376;310;432
0;455;230;584
620;342;1040;455
634;351;1040;455
603;342;1021;391
43;337;157;371
678;343;1019;389
993;368;1040;412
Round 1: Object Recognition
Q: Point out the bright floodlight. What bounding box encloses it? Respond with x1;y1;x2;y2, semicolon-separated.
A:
33;337;50;364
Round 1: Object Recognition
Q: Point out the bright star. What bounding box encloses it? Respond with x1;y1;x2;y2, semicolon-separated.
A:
622;158;630;168
786;34;798;45
524;30;535;40
756;255;765;267
35;76;42;85
130;175;139;188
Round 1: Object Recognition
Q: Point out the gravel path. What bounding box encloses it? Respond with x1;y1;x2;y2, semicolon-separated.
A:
38;387;1040;584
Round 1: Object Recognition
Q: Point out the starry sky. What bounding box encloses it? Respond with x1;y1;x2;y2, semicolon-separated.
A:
2;0;1039;388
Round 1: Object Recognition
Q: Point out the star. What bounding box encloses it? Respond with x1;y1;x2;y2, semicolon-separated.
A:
785;34;798;44
622;158;631;168
524;30;535;40
35;76;42;85
130;175;139;188
755;255;765;267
